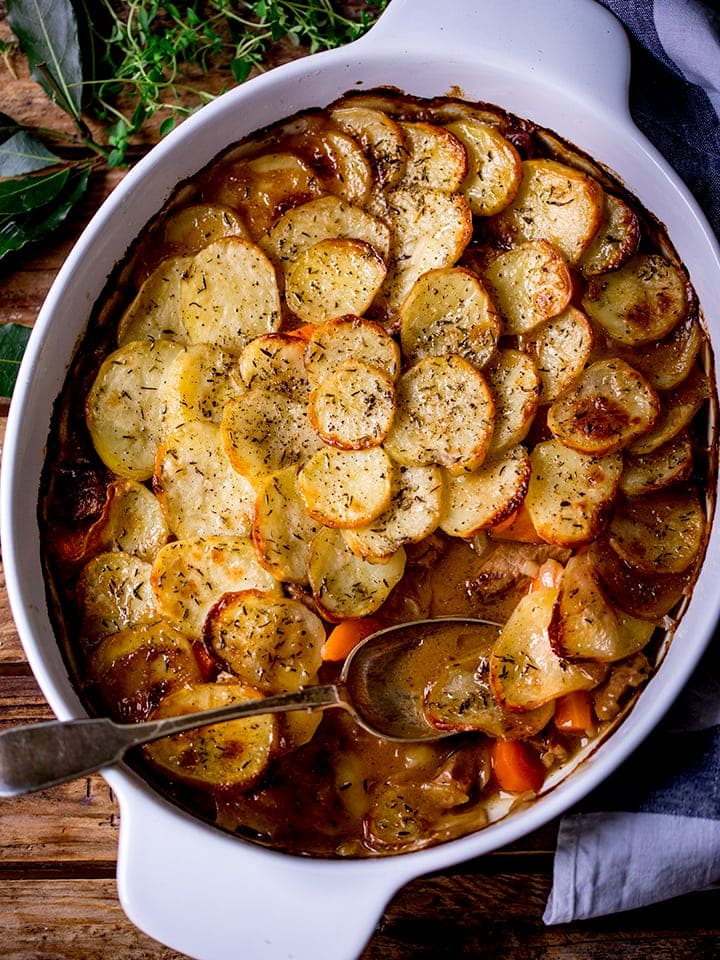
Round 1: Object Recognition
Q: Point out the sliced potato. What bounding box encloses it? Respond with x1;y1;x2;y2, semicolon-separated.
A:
304;316;400;388
181;237;281;351
238;333;309;402
608;490;705;575
161;342;241;431
161;203;248;255
86;339;185;481
79;551;156;644
282;120;373;206
145;681;277;789
308;525;406;619
484;350;540;457
524;306;594;403
205;591;324;693
578;193;640;276
615;315;703;391
308;359;395;449
117;256;191;345
343;463;443;561
445;118;522;216
252;465;320;583
398;121;468;192
398;266;501;370
627;363;710;455
619;434;693;496
483;239;572;335
489;159;605;264
525;439;622;546
93;478;169;563
439;445;530;538
330;105;407;188
582;253;689;345
154;421;255;538
547;358;659;455
151;536;282;636
298;446;393;528
384;355;495;475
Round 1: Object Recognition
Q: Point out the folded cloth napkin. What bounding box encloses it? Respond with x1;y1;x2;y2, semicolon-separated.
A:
544;0;720;924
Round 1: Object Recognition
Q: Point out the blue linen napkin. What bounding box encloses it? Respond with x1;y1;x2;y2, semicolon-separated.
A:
544;0;720;924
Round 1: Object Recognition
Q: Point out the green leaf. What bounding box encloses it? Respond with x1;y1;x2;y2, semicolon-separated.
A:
0;130;61;176
159;116;176;137
0;323;32;398
6;0;84;119
0;167;70;216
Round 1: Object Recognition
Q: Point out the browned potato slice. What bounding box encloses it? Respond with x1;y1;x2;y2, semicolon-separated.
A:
161;342;241;431
615;315;703;391
304;316;400;388
619;434;693;496
582;254;689;345
439;445;530;537
154;421;255;539
308;359;395;449
285;238;387;324
281;120;373;206
489;586;605;711
578;193;640;276
343;463;443;561
524;306;594;403
162;203;248;255
181;237;281;352
628;363;710;455
484;350;540;457
525;439;622;546
93;479;169;563
238;333;309;401
398;266;501;370
445;118;522;216
555;553;655;662
205;591;324;693
262;195;391;272
385;355;495;475
489;159;604;263
151;536;282;635
117;256;191;345
330;105;407;188
298;446;393;528
380;187;473;312
398;121;468;192
86;339;185;481
308;525;406;619
145;681;277;790
547;358;659;455
252;466;320;583
608;490;705;575
79;551;156;644
483;239;572;335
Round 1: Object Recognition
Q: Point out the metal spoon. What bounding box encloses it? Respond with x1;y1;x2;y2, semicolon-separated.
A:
0;617;500;798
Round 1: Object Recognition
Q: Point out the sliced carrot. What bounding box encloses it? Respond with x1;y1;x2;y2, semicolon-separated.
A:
321;616;384;662
491;739;546;794
490;501;543;543
555;690;595;734
529;557;564;592
289;322;317;341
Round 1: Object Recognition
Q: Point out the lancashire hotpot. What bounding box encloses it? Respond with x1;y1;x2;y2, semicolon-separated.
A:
3;1;720;958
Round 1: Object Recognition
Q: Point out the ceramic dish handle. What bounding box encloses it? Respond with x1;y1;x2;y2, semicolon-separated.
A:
362;0;631;120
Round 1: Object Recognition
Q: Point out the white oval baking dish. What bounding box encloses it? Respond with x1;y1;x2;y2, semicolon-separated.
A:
3;1;720;959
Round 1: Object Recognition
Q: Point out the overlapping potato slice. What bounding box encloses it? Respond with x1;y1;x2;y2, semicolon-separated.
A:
578;193;640;276
489;585;606;711
145;681;277;789
117;256;191;345
484;350;540;457
151;536;282;636
384;355;495;475
398;121;468;192
615;315;703;392
86;339;185;481
308;525;406;619
547;358;659;455
298;446;393;528
524;306;594;403
161;342;241;431
628;363;710;455
444;118;522;216
582;254;689;345
205;591;324;693
281;117;373;206
608;490;705;575
91;478;169;563
180;237;281;351
439;445;530;538
154;421;255;539
79;551;156;643
161;203;248;255
483;240;572;335
525;439;622;546
398;266;501;369
252;466;320;583
284;238;386;324
619;434;693;496
343;463;443;561
304;316;400;388
238;333;309;400
489;159;605;264
308;359;395;448
330;104;407;188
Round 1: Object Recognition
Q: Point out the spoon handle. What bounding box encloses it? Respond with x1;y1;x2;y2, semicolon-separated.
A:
0;684;341;797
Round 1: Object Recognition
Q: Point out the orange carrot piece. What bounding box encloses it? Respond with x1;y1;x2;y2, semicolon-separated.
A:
490;502;543;543
491;739;546;794
321;617;384;662
555;690;595;734
529;557;565;592
289;323;317;341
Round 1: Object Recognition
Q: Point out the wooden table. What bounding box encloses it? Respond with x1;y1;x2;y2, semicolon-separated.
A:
2;12;719;959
